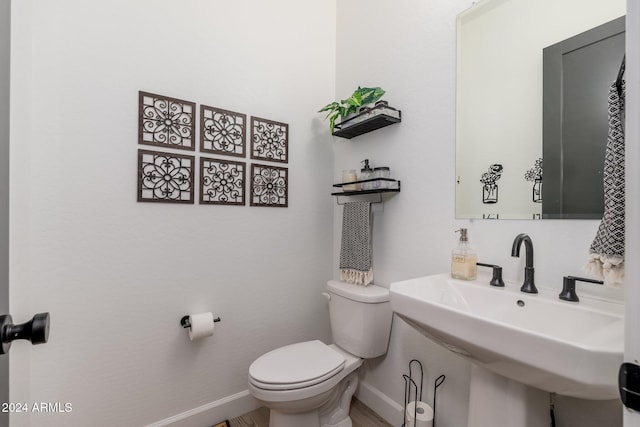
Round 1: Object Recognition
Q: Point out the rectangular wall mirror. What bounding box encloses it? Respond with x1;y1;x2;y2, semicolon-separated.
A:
455;0;626;220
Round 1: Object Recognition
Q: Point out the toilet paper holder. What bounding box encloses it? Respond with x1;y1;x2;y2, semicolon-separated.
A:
403;359;424;427
180;315;221;329
402;359;446;427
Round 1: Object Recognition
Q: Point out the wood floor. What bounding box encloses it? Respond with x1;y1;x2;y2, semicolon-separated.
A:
226;398;392;427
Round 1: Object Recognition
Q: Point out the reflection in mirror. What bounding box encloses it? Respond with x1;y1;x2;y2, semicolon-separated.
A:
543;17;625;219
455;0;626;220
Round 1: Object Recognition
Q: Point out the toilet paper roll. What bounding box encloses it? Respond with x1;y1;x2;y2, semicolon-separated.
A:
406;401;433;427
188;312;215;340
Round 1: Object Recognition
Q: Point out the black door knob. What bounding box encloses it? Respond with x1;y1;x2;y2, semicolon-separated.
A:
0;312;50;354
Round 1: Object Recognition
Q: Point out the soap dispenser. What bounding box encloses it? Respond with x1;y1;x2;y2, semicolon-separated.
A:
360;159;373;190
451;228;477;280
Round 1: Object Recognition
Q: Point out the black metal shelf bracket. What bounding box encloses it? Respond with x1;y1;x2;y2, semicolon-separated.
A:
331;180;401;205
335;192;384;205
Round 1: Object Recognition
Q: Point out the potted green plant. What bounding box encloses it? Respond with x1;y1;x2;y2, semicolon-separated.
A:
318;86;386;133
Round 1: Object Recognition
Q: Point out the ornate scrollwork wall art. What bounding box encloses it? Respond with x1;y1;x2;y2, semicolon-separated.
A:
137;91;291;208
201;105;246;157
200;157;246;205
250;117;289;163
139;91;196;151
138;149;194;203
250;163;288;207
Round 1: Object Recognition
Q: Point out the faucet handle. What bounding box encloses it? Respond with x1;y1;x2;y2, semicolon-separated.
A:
559;276;604;302
476;263;505;287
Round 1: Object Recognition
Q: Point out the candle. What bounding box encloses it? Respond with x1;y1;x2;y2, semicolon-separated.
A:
342;169;359;191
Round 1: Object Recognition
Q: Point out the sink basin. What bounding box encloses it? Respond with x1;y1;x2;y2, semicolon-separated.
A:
390;272;624;399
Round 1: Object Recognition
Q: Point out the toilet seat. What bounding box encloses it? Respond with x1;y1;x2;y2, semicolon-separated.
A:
249;340;345;391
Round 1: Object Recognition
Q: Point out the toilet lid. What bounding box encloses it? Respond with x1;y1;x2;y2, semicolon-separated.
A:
249;340;345;390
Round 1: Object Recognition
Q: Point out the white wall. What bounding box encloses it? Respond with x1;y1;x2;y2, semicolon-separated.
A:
9;1;335;426
335;0;623;426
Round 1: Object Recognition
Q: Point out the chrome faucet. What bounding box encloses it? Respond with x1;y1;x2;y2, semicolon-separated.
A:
511;233;537;293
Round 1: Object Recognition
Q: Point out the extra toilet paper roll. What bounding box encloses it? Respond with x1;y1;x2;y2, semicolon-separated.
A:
406;401;433;427
188;312;215;341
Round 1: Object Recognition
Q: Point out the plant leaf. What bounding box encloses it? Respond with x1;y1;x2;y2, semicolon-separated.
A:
318;101;339;113
359;86;385;105
329;113;338;133
345;91;362;107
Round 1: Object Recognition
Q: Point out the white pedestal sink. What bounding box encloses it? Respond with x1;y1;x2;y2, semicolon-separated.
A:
390;272;623;400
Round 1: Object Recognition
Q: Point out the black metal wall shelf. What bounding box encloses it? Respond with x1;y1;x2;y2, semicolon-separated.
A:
332;104;401;139
332;178;401;204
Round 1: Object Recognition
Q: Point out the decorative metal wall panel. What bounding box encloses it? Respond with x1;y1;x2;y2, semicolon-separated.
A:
139;91;196;151
250;163;288;207
250;116;289;163
200;105;246;157
138;149;195;203
200;157;246;205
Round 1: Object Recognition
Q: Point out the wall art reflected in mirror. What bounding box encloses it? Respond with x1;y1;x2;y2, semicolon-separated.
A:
455;0;625;220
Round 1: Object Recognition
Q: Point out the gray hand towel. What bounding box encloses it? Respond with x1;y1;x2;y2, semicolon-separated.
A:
585;82;625;287
339;201;373;285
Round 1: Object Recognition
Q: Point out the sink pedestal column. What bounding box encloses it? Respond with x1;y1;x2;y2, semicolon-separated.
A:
467;365;547;427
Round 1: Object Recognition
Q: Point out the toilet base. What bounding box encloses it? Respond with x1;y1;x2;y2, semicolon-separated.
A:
266;371;358;427
325;416;352;427
319;371;358;427
269;410;322;427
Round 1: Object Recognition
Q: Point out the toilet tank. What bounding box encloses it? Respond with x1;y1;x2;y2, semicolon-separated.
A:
326;280;393;359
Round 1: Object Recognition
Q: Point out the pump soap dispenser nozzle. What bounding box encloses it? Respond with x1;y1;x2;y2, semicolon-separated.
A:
360;159;373;190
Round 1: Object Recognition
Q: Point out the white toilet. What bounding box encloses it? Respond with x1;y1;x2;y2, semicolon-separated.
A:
248;280;393;427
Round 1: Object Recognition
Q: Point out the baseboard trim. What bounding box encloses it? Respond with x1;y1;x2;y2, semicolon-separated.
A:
146;389;259;427
147;380;403;427
355;380;403;426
